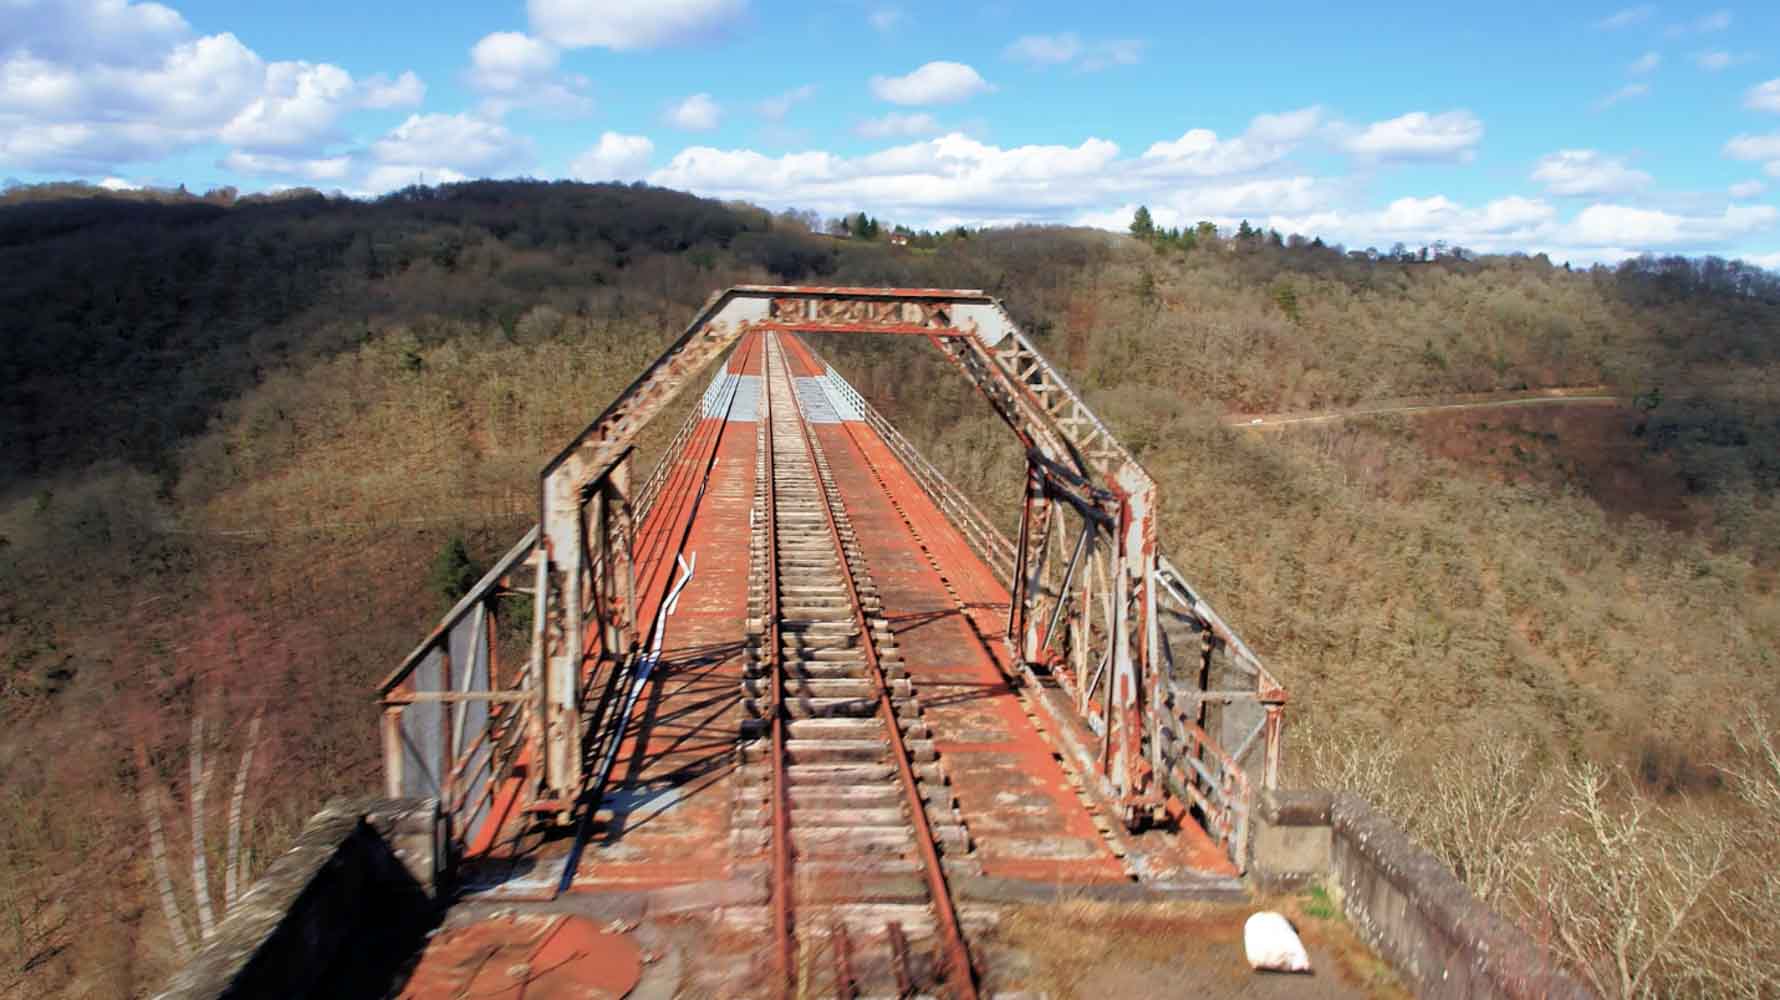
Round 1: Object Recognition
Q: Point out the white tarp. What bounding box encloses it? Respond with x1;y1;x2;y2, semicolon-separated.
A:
1244;911;1312;973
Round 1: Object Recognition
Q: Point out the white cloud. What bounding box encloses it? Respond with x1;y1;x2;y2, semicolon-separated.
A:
1340;110;1483;163
221;149;352;182
527;0;746;50
1254;196;1776;261
868;6;902;32
0;30;263;169
1006;33;1081;65
1695;50;1746;72
1597;4;1654;29
1595;82;1651;109
7;0;190;64
465;31;589;115
869;61;993;106
1161;178;1332;217
1531;150;1652;196
1080;41;1145;71
631;102;1779;262
1569;202;1774;245
1630;51;1660;74
666;92;721;130
856;111;939;138
1730;180;1767;199
1378;195;1550;236
1140;107;1323;177
1747;79;1780;113
0;0;423;173
1726;134;1780;179
649;132;1119;218
1667;9;1731;35
370;113;526;174
468;32;556;91
1744;251;1780;270
219;61;354;151
359;71;425;108
757;84;815;121
569;131;654;180
1250;195;1561;256
361;164;469;194
1005;33;1144;71
96;175;137;190
1725;131;1780;166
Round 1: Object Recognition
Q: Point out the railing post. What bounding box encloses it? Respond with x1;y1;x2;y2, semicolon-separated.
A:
382;705;405;798
530;537;550;794
437;643;454;805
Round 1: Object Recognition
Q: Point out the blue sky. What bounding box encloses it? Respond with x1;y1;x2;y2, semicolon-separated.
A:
5;1;1780;265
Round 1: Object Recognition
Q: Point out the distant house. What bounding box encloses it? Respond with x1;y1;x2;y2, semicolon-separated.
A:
889;233;910;247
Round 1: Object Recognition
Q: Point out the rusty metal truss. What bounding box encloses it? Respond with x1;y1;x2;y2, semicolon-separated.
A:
379;285;1287;865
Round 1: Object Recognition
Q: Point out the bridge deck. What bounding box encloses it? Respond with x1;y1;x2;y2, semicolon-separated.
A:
407;331;1247;994
572;330;1154;889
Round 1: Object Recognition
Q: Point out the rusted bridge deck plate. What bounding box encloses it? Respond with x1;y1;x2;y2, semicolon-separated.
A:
566;335;765;890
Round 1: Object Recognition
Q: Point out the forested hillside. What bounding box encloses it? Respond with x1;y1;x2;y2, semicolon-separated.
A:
2;180;1776;997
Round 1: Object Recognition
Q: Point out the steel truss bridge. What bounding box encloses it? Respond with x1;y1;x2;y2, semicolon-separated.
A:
377;286;1288;997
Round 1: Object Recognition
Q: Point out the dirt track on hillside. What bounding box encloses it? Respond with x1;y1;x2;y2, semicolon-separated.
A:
1225;387;1624;429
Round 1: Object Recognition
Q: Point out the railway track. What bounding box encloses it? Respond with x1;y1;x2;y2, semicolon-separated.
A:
735;334;978;998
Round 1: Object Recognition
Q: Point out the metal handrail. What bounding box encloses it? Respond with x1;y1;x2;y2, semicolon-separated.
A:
378;526;539;695
809;352;1019;580
1157;705;1254;871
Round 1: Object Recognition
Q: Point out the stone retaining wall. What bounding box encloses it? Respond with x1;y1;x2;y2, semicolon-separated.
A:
154;797;440;1000
1251;790;1594;1000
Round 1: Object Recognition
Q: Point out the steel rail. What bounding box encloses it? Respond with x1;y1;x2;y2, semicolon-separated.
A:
768;333;979;1000
760;334;796;992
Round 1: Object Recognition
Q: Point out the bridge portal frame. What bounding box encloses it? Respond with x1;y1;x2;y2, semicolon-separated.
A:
524;285;1286;837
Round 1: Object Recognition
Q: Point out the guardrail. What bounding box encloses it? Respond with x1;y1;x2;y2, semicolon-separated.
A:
1149;554;1285;872
376;528;539;857
634;393;707;522
1157;690;1255;869
375;380;717;860
820;363;1018;582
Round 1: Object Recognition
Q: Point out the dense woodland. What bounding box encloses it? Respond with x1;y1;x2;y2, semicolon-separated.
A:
2;179;1777;997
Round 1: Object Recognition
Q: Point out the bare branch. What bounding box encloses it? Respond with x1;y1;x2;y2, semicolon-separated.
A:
135;744;191;961
188;713;216;940
222;707;264;909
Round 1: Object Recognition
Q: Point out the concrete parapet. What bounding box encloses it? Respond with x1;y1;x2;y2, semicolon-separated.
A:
1249;789;1334;890
155;797;441;1000
1249;790;1595;1000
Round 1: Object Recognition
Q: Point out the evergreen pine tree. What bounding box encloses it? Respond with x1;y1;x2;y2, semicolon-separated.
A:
1129;205;1155;239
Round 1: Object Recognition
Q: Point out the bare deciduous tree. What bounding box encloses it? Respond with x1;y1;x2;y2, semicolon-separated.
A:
1420;734;1550;904
1525;763;1728;1000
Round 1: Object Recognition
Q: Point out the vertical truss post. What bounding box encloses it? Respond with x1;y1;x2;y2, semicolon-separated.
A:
544;490;589;804
1107;527;1130;789
1074;540;1094;706
1011;467;1054;663
1008;464;1035;653
1262;702;1285;790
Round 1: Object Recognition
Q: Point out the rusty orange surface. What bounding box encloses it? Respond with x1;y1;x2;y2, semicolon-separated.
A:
567;332;763;889
399;915;642;999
